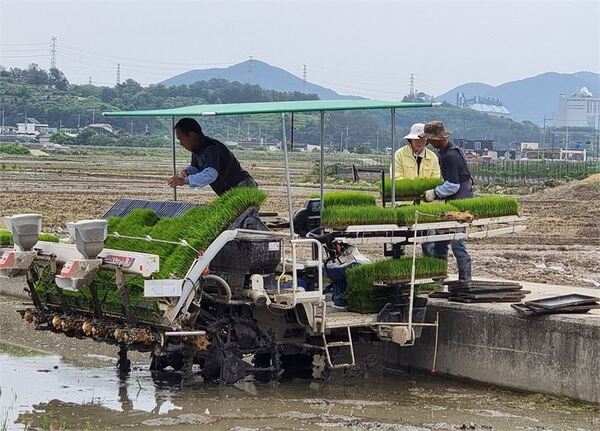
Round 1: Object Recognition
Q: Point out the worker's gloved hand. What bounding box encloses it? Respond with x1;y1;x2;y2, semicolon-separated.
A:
424;189;437;202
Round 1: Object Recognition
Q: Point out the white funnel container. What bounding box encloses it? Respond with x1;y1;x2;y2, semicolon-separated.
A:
69;219;108;259
3;214;42;251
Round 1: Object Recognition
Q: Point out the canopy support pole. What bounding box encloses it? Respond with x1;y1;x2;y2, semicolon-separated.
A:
291;112;294;151
171;116;177;201
320;111;325;210
281;114;295;240
390;108;396;207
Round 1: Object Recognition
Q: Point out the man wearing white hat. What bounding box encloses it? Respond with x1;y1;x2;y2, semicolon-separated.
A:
393;123;441;180
389;123;441;258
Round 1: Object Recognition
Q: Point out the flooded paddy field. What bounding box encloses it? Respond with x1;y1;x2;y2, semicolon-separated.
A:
2;343;599;431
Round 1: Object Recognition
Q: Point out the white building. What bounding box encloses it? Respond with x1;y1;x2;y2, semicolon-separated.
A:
456;93;511;119
16;118;49;136
555;87;600;129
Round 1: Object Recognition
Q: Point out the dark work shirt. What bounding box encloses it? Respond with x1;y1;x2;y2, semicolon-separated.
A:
438;142;473;199
191;136;251;195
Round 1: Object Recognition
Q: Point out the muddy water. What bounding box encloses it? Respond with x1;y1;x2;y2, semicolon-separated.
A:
1;344;598;431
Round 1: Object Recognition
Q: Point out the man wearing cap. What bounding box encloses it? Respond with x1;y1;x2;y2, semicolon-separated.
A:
422;121;473;281
167;118;257;196
393;123;441;180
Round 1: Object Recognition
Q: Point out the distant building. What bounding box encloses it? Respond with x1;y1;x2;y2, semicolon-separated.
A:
85;123;117;136
454;138;495;153
0;125;16;134
456;93;511;118
16;118;49;136
555;87;600;129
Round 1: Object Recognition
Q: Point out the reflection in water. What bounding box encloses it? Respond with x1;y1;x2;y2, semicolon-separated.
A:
1;351;598;431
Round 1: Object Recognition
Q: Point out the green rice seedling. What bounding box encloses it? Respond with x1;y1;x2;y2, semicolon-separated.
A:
35;187;269;319
0;229;59;246
450;195;520;218
396;202;458;225
102;187;267;278
0;229;12;246
37;233;59;243
321;206;397;229
309;191;376;207
381;178;443;199
345;257;447;312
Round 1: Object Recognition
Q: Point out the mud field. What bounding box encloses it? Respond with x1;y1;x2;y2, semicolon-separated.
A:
1;297;599;431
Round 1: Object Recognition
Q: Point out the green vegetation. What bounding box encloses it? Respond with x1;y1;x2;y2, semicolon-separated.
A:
471;159;600;183
0;229;59;246
34;187;267;320
450;195;520;218
0;65;546;151
321;206;397;229
311;191;376;207
321;195;520;228
345;257;447;312
381;178;443;199
321;201;458;228
0;143;30;155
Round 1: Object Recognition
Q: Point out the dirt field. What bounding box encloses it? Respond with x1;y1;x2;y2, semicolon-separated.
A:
1;151;599;288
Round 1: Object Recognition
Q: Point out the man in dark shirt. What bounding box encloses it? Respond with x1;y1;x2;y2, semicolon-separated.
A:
422;121;473;281
167;118;257;196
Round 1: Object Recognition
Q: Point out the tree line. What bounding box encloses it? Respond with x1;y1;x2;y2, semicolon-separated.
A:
0;64;542;150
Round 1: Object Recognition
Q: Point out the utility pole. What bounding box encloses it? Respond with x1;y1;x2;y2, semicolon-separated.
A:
345;124;349;151
77;114;81;132
542;114;547;149
50;36;57;69
91;108;96;124
248;56;254;85
376;130;380;151
130;120;134;134
59;119;62;132
302;65;307;93
116;63;121;86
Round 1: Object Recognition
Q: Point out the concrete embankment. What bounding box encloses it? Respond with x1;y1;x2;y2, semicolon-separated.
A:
386;280;600;403
0;275;27;299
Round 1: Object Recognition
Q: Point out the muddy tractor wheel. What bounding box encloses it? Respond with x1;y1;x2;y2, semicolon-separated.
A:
200;317;281;384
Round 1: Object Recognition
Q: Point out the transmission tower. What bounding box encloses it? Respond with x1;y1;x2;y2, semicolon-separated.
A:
248;56;254;84
409;73;415;97
50;37;57;69
88;76;92;85
302;65;307;93
116;63;121;85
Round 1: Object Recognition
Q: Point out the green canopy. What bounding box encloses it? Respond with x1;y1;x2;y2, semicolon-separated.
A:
103;100;438;117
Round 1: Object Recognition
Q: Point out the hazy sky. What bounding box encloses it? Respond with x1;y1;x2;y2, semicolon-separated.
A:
1;0;598;99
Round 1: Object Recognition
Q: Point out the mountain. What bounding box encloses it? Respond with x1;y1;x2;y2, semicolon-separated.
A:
436;71;600;124
160;59;359;100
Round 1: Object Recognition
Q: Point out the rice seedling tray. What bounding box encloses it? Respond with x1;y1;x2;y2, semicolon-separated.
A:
512;303;600;317
524;294;600;310
381;178;443;200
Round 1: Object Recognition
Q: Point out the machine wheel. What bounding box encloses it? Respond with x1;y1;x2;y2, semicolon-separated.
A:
200;317;281;384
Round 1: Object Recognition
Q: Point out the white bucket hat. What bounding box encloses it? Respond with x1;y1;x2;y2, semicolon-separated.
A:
403;123;425;140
